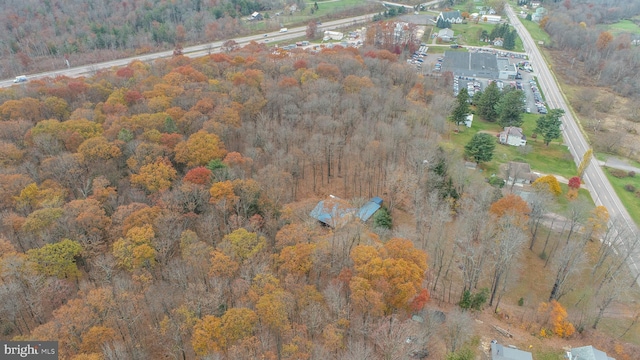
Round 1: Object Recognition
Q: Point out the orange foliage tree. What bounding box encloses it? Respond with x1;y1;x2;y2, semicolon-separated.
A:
130;158;177;193
537;300;575;338
533;175;562;196
489;193;531;228
183;166;213;185
350;238;428;315
174;130;227;167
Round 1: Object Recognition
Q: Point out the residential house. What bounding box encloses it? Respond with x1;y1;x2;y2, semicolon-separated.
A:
493;37;504;47
438;28;455;42
437;10;463;24
310;196;383;227
499;127;527;147
566;345;616;360
504;161;538;185
250;12;263;20
532;7;547;22
309;196;356;228
491;343;533;360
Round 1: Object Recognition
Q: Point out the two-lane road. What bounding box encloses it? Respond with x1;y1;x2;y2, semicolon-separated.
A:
505;5;640;278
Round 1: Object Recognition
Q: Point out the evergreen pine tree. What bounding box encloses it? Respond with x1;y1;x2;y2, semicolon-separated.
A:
477;81;501;121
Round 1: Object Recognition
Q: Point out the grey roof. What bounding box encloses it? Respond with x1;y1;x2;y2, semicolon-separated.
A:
501;126;525;139
439;28;454;37
569;346;615;360
442;51;499;78
508;161;531;173
491;343;533;360
441;10;462;20
497;57;513;71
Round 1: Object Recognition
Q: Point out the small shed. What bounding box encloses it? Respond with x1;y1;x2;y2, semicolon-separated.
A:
357;197;383;222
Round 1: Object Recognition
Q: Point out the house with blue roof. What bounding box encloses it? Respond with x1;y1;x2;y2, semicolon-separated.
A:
357;197;383;222
566;345;616;360
309;196;356;228
491;343;533;360
310;196;383;228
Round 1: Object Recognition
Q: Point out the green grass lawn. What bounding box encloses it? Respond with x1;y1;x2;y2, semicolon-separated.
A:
520;18;551;45
602;167;640;225
452;22;495;47
450;22;525;52
450;113;577;179
599;19;640;36
275;0;376;25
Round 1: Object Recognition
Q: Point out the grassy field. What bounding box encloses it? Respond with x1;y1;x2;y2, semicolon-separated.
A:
599;19;640;36
450;22;524;52
275;0;377;25
602;167;640;224
520;18;552;45
449;113;577;178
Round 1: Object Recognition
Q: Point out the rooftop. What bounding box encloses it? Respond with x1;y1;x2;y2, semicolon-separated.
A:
491;343;533;360
442;51;499;78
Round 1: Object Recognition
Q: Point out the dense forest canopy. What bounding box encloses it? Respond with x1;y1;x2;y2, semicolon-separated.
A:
0;44;479;359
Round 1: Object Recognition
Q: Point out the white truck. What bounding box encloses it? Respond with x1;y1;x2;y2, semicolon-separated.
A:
279;28;288;33
13;75;27;83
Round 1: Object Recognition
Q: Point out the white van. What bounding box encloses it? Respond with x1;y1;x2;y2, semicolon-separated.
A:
279;28;288;33
13;75;27;83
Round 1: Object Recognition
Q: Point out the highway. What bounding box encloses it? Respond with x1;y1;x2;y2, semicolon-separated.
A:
505;5;640;279
0;0;451;87
0;14;374;87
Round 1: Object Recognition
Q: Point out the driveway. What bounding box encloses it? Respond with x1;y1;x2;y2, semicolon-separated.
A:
600;156;640;174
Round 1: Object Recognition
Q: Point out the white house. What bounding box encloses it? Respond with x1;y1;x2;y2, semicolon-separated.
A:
480;14;502;23
323;31;344;41
438;28;455;42
499;127;527;146
464;114;473;128
437;10;463;24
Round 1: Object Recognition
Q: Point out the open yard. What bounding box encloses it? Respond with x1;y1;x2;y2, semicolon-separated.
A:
449;113;577;178
520;18;552;45
277;0;379;25
599;19;640;36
